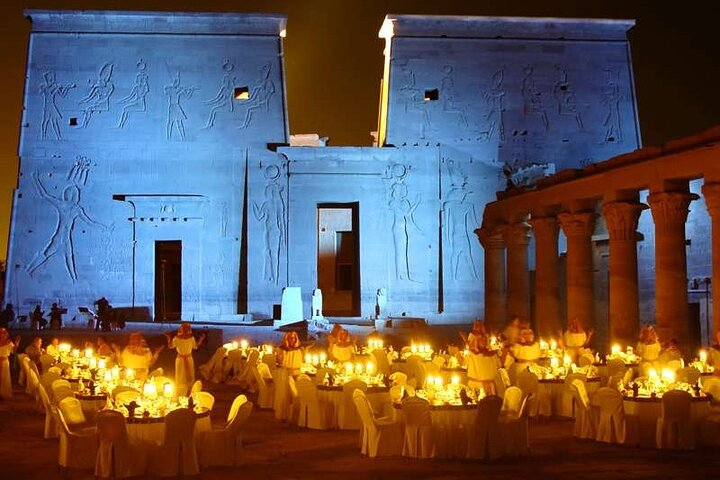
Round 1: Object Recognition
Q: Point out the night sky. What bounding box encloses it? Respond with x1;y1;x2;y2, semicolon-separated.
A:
1;0;719;262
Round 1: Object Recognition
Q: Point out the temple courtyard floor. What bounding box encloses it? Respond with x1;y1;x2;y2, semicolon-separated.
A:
1;322;720;479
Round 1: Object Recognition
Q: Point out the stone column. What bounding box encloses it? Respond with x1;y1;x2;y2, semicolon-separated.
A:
476;226;506;332
702;182;720;339
602;201;646;346
648;191;697;348
502;222;531;323
528;216;561;338
558;211;596;331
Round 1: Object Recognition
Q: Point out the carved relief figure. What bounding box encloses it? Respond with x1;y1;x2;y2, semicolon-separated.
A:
117;59;150;128
239;63;276;129
440;65;468;127
386;163;421;282
204;59;237;129
443;160;479;280
164;74;197;141
553;65;583;131
26;170;108;282
601;68;623;143
78;63;115;128
67;155;91;186
521;65;549;132
396;60;430;138
253;164;285;284
39;71;75;140
482;69;506;141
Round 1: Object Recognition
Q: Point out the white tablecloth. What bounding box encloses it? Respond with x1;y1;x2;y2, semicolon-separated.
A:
623;397;710;448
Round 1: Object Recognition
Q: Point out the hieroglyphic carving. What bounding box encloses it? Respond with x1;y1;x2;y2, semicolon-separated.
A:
117;59;149;128
238;63;276;129
440;65;468;127
386;163;421;282
39;71;75;140
442;158;479;280
204;59;237;129
164;73;198;141
67;155;91;186
253;164;286;284
553;65;583;131
26;166;108;282
521;65;549;132
601;68;622;143
482;69;506;141
78;63;115;128
221;201;229;237
396;60;430;138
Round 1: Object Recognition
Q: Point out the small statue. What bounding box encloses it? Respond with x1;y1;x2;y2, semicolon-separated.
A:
126;400;138;421
188;395;195;410
631;382;639;398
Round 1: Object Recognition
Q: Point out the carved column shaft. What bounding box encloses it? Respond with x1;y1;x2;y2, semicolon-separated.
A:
476;227;506;332
529;216;561;338
648;191;697;349
558;211;596;331
502;222;531;323
602;201;646;346
703;182;720;339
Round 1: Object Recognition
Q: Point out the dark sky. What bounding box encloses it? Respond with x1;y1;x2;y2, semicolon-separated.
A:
1;0;719;261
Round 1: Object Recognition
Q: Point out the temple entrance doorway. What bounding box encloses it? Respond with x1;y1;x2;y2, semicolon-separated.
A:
155;240;182;321
317;203;360;317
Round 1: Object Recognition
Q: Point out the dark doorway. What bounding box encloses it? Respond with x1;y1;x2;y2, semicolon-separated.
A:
318;203;360;317
155;240;182;321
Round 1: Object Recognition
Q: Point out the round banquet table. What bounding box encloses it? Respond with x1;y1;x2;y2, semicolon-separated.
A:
118;407;212;442
622;394;710;448
536;376;601;417
75;391;108;414
317;384;390;429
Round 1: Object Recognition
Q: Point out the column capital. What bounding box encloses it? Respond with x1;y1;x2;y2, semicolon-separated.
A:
648;191;699;227
501;222;531;247
475;226;505;249
601;201;647;241
528;216;559;238
558;211;596;238
702;182;720;217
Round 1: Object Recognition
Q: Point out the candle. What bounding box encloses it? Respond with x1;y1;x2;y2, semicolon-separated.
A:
111;365;120;380
434;376;442;388
320;352;327;364
563;355;572;367
240;339;249;350
550;357;559;369
305;353;312;364
312;354;319;365
345;363;353;374
355;363;362;374
700;350;708;364
143;382;157;399
550;339;557;351
163;382;174;399
426;375;434;387
411;344;417;353
84;348;93;359
71;349;80;358
611;344;621;355
103;371;112;382
89;357;97;369
451;375;460;386
366;362;374;374
125;368;135;381
98;358;106;370
540;339;548;351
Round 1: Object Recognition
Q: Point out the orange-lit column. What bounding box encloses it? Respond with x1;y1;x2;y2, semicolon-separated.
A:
648;191;697;348
476;226;506;332
528;216;561;338
502;222;531;323
602;201;646;346
702;182;720;338
558;211;596;331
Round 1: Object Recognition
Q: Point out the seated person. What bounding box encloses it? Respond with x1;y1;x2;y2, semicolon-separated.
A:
330;328;356;363
45;337;61;358
460;318;486;349
559;317;594;363
24;336;44;369
466;334;500;395
326;323;344;350
118;332;163;381
510;327;541;364
657;338;683;370
636;324;661;363
96;336;116;366
502;315;523;346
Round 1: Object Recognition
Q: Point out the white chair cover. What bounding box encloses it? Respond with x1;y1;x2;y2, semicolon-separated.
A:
371;349;391;376
39;353;55;374
253;363;275;409
236;350;259;389
501;386;524;416
147;408;199;477
499;393;531;456
517;369;546;417
389;371;407;386
190;379;203;394
606;358;626;383
353;389;402;457
191;391;215;411
56;408;98;474
95;410;147;478
226;349;246;380
17;353;28;387
578;352;595;367
40;371;61;393
594;387;635;445
656;389;695;450
560;373;586;418
51;378;74;405
37;383;59;439
467;395;503;459
405;355;426;387
199;346;227;383
198;395;254;467
272;367;293;421
401;395;434;458
295;376;331;429
677;367;701;385
431;356;446;368
58;396;87;427
26;367;41;411
314;367;335;385
570;379;597;440
339;380;367;430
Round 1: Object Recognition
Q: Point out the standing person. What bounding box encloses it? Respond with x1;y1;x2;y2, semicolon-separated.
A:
24;337;44;371
49;303;63;330
0;329;19;399
274;331;304;421
330;328;356;363
165;322;206;396
118;332;163;382
0;304;14;329
559;317;594;363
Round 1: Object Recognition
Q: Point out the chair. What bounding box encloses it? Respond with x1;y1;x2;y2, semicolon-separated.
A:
353;389;403;457
339;380;367;429
191;391;216;411
199;346;227;383
500;386;524;416
401;395;434;458
560;373;586;418
39;353;55;374
26;367;43;411
225;349;245;380
314;367;335;386
16;353;28;387
656;389;695;450
40;371;61;393
147;408;199;477
198;396;254;467
295;376;331;429
95;410;147;478
606;358;625;385
389;384;414;403
677;367;701;385
578;352;595;367
431;355;446;368
58;397;89;428
37;383;59;439
494;368;511;398
371;349;391;376
56;408;98;477
499;393;531;456
272;368;294;421
516;369;543;417
594;387;637;445
389;371;408;386
622;367;635;386
237;349;260;388
405;355;426;388
189;379;203;395
261;353;276;370
570;379;597;440
467;395;503;459
51;379;75;405
253;363;275;409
